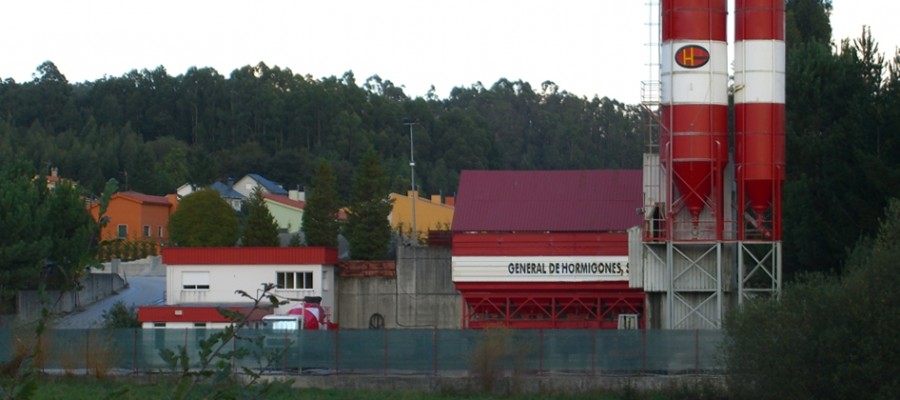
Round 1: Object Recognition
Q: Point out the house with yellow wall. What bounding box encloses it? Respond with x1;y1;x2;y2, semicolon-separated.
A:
389;191;454;243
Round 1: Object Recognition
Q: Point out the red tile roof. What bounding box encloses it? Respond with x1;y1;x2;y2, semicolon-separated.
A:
118;191;173;206
263;194;306;209
451;170;643;232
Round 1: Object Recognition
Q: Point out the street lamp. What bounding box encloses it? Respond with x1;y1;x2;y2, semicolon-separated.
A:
404;121;418;245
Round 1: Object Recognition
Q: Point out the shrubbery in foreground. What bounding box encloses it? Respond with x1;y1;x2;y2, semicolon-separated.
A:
724;199;900;400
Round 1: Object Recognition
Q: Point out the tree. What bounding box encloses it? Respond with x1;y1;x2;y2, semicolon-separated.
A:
168;189;239;247
302;160;341;247
0;160;107;310
782;25;900;276
44;180;100;291
0;163;52;307
241;186;279;247
346;147;393;260
723;198;900;400
785;0;833;47
101;300;139;328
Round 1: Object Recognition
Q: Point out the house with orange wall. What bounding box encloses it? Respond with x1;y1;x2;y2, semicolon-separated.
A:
90;191;178;244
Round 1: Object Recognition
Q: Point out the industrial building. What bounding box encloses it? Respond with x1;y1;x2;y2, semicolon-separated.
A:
450;170;646;329
631;0;784;329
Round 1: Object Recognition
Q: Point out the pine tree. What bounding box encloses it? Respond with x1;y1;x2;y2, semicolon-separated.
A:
241;186;280;247
302;160;341;247
346;147;393;260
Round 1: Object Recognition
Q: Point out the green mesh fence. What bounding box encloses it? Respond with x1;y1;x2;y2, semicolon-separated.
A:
0;328;725;375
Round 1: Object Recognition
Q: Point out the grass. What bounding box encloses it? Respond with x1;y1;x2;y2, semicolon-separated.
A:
23;376;728;400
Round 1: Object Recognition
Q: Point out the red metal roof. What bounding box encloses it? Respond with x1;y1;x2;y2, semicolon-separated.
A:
137;305;272;323
451;170;642;232
162;247;338;265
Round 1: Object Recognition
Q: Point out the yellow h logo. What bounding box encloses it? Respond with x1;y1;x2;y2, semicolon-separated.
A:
682;47;694;66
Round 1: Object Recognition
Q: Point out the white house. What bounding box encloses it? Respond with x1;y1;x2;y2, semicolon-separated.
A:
160;247;338;318
232;174;289;198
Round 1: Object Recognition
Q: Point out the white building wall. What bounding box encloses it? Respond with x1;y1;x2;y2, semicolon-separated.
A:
166;264;336;315
141;321;233;329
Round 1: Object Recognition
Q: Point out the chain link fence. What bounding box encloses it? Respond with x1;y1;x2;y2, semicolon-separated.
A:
0;328;724;376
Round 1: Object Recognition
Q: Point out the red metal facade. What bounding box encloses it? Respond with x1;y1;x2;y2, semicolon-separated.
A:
452;170;643;233
452;232;628;256
451;170;645;329
457;282;644;329
161;247;338;265
137;306;272;323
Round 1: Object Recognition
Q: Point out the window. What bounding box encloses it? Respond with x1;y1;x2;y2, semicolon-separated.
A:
276;271;313;290
182;271;210;290
117;224;128;238
143;225;151;237
158;226;164;238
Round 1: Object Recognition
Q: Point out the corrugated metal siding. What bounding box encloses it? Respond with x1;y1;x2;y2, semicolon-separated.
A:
162;247;338;265
642;153;666;212
452;170;643;232
640;243;734;292
451;232;629;256
641;244;668;292
660;293;725;330
628;226;644;288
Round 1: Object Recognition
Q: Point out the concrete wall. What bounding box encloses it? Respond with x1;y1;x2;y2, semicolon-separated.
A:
93;256;166;277
281;374;726;395
11;273;127;325
337;246;462;329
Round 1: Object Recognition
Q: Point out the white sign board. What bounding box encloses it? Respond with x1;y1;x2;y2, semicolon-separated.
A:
452;256;629;282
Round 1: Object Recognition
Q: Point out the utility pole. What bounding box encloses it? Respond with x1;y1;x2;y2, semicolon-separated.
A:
404;121;418;245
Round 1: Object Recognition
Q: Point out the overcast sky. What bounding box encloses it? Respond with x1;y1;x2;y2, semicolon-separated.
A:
1;1;895;105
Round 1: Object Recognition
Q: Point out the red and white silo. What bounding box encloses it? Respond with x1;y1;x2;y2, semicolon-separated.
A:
734;0;785;240
660;0;729;238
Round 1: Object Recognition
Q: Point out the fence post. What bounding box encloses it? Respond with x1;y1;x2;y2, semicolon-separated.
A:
334;328;340;375
591;329;597;376
132;328;138;374
183;328;189;365
85;330;91;375
695;329;700;373
538;329;544;374
383;328;388;376
432;327;438;377
641;328;647;374
282;330;288;371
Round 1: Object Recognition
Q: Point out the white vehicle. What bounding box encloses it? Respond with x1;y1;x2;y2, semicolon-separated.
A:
259;296;335;331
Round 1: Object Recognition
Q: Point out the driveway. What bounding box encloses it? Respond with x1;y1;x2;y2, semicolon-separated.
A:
53;276;165;329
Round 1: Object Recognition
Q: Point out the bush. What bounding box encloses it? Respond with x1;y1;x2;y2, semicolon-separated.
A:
101;301;139;329
723;198;900;400
467;327;531;395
